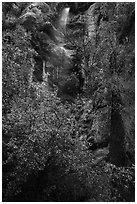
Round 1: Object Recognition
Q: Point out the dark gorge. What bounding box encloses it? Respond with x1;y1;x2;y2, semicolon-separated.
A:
2;2;135;202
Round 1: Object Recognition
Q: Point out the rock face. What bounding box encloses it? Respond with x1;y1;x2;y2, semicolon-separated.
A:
85;4;97;46
84;2;135;166
81;3;109;161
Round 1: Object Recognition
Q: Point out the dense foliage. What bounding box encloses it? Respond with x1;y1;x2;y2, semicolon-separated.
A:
2;2;135;202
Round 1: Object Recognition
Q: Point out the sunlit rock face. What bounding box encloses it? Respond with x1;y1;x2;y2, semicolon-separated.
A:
86;4;96;43
18;3;50;31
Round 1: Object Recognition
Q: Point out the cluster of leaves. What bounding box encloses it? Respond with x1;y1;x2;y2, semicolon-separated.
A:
2;83;110;202
106;163;135;201
3;87;74;199
2;25;33;115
